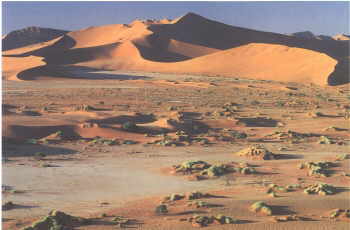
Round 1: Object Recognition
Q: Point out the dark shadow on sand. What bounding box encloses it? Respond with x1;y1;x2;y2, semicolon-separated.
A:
236;117;278;127
3;141;78;158
87;114;156;125
16;65;150;81
271;205;296;216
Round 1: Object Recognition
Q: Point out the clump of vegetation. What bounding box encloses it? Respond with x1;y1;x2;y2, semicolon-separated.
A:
39;130;70;143
272;215;303;222
189;214;237;227
174;160;211;174
304;183;337;195
190;215;212;227
122;140;138;145
40;163;55;168
34;152;47;160
163;193;185;202
170;193;184;201
318;136;334;144
155;204;168;215
298;161;334;177
168;106;177;111
229;130;248;139
175;130;191;141
2;201;15;210
122;121;138;132
89;137;118;146
324;126;346;132
187;191;211;200
112;216;131;227
74;104;95;111
54;130;63;137
41;106;49;112
344;110;350;120
22;210;88;230
148;131;186;147
335;153;348;161
213;214;237;224
308;111;324;118
266;184;297;197
250;201;273;215
267;130;317;142
328;209;350;219
172;160;257;180
275;101;285;107
217;102;239;118
187;200;212;208
236;145;276;160
200;164;234;178
268;191;277;197
155;135;180;146
251;100;260;106
285;86;298;91
239;167;256;175
26;139;39;144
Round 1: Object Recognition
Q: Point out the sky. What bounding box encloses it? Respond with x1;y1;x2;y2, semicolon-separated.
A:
2;1;349;36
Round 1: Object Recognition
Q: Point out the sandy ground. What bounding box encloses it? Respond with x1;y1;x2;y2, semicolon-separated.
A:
3;146;236;219
2;69;350;229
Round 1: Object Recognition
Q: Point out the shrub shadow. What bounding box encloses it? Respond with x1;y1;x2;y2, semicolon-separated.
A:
275;154;304;160
271;205;296;216
236;117;278;127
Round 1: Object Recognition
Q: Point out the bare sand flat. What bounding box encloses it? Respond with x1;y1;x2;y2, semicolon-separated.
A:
2;71;350;229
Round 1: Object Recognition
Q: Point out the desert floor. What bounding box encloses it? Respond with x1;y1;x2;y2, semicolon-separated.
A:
2;70;350;229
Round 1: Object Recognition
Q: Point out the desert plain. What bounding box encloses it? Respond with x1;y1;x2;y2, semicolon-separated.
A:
2;13;350;230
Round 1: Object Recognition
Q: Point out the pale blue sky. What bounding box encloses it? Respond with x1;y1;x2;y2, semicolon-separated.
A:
3;1;349;36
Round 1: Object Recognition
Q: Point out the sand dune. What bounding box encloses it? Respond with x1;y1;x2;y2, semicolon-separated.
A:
163;43;338;85
2;26;69;51
2;12;349;85
333;34;350;41
67;23;151;49
83;42;337;85
2;56;45;81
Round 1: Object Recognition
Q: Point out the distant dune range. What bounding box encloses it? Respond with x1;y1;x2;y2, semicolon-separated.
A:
2;13;349;85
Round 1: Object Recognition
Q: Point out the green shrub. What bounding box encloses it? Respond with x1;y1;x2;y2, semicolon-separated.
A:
335;154;348;161
34;152;46;160
26;139;38;144
250;201;272;215
122;122;138;132
155;204;168;215
304;183;336;195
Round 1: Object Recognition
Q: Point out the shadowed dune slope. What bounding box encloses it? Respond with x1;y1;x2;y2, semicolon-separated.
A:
2;26;69;51
2;12;349;85
147;13;349;59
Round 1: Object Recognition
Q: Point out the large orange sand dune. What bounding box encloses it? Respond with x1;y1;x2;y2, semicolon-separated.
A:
2;13;349;85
